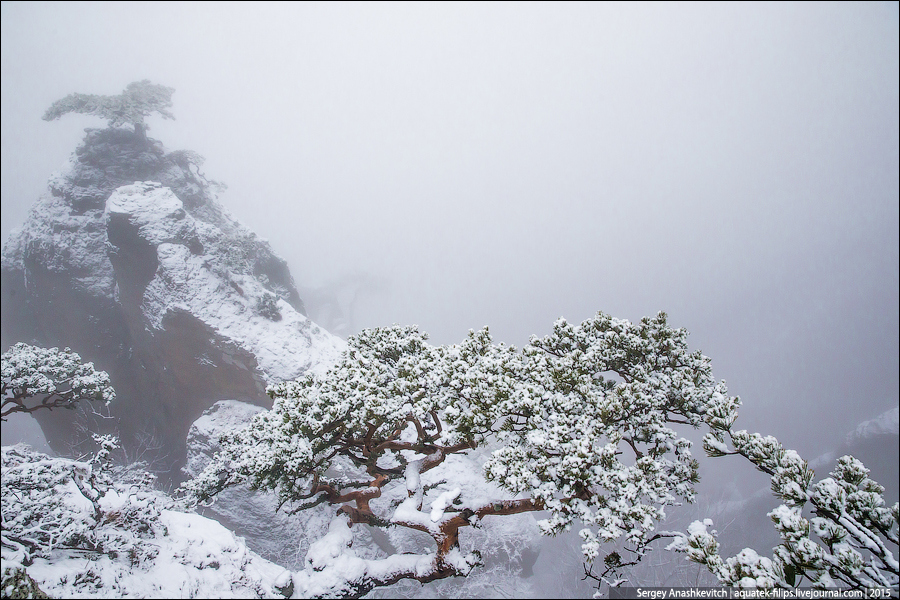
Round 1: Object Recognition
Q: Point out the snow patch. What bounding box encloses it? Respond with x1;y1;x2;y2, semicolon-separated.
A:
430;487;461;522
846;406;899;447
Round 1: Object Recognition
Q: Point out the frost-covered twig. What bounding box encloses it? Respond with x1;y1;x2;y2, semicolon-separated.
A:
671;405;899;593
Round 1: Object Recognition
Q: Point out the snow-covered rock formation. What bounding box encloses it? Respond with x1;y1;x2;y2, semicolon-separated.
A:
1;127;343;473
845;405;899;447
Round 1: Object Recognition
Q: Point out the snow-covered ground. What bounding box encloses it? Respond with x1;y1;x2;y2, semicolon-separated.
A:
25;508;287;599
1;444;290;599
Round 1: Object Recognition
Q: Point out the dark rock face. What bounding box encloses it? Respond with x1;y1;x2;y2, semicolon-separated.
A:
1;127;341;478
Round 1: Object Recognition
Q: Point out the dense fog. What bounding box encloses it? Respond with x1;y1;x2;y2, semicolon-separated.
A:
1;3;898;594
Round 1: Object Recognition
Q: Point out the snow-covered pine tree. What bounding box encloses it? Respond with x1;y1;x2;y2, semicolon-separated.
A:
1;342;115;420
42;80;175;140
183;311;737;597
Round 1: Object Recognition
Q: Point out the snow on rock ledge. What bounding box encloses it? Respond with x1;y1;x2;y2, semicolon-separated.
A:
106;181;193;246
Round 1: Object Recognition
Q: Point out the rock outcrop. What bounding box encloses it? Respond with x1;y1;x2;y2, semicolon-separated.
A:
184;400;336;569
1;127;343;475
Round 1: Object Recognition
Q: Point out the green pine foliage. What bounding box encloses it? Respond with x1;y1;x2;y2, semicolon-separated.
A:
43;80;175;136
182;311;740;596
672;409;898;591
1;343;115;420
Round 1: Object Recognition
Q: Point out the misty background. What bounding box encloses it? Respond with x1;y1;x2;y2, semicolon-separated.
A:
1;2;897;474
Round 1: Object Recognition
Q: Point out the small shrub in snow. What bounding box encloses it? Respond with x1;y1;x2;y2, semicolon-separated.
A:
0;437;168;571
256;293;282;321
1;442;283;598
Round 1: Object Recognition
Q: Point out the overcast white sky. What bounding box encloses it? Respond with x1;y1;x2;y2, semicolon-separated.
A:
2;1;898;459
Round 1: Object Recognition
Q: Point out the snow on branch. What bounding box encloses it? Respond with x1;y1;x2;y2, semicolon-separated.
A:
182;311;739;597
1;342;115;421
672;410;899;593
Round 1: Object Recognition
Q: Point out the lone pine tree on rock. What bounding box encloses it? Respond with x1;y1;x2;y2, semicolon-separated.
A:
43;80;175;140
183;311;739;598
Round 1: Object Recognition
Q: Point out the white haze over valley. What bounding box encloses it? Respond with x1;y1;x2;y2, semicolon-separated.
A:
1;2;898;597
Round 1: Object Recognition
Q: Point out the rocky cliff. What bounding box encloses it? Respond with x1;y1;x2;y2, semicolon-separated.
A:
1;127;343;474
183;400;338;570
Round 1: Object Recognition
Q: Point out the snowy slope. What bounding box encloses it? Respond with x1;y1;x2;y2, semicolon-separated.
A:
1;444;290;599
25;509;287;599
106;181;344;381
